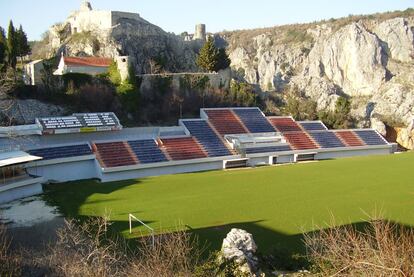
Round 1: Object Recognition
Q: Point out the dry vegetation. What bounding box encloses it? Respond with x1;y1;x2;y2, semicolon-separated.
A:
221;8;414;53
304;218;414;276
2;212;414;276
0;222;22;276
19;216;208;277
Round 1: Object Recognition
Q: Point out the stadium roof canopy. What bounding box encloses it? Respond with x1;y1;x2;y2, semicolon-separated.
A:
0;151;42;168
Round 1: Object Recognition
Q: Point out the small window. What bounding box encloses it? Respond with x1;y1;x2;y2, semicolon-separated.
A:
122;58;126;62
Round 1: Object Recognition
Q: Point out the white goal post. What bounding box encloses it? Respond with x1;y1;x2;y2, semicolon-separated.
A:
129;213;155;246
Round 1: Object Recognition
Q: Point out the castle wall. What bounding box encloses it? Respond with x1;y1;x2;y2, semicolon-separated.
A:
111;11;141;25
69;10;112;34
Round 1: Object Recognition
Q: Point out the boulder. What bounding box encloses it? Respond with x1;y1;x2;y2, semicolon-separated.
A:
370;117;387;136
396;127;414;150
221;228;259;275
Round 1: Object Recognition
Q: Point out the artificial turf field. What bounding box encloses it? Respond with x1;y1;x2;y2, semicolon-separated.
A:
44;152;414;254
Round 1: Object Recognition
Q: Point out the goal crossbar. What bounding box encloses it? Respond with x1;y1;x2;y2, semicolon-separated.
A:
129;213;155;246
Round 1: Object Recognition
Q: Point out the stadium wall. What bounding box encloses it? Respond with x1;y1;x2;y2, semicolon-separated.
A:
98;158;228;183
0;177;44;204
26;157;97;183
314;146;393;160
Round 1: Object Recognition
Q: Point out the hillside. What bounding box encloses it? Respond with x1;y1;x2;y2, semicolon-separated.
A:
28;7;414;148
220;9;414;148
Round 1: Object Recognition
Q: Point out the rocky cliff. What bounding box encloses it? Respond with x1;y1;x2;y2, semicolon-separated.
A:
223;10;414;148
42;13;199;74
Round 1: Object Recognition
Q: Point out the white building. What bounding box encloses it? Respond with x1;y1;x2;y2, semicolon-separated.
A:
53;56;112;76
24;60;44;86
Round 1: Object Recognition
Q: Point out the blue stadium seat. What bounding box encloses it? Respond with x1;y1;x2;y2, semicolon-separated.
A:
299;122;327;131
28;144;92;160
354;130;388;146
245;145;291;154
182;120;232;157
233;108;275;133
128;140;168;164
309;131;345;148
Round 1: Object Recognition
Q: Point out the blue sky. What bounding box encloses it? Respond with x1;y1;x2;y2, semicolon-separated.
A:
0;0;413;40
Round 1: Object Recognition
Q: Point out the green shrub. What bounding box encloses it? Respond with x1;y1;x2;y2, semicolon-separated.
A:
179;75;210;91
62;73;92;89
318;96;352;129
227;81;257;107
282;87;318;120
108;61;121;86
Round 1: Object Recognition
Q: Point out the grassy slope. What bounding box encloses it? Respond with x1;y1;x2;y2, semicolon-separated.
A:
44;152;414;253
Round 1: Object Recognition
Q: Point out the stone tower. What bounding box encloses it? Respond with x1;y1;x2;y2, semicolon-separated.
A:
194;24;206;41
80;1;93;12
115;56;134;82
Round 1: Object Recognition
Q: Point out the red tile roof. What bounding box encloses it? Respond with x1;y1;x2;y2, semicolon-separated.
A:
63;57;113;67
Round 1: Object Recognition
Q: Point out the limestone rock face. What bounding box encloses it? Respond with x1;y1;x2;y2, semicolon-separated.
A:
371;83;414;125
221;228;259;275
224;14;414;148
374;18;414;63
396;127;414;149
307;23;386;97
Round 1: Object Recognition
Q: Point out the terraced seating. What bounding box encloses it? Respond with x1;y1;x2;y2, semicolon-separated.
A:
28;144;92;160
128;140;168;164
245;145;292;154
309;131;345;148
268;117;302;133
354;130;388;146
284;132;319;150
160;137;208;161
299;121;327;131
335;131;365;147
93;141;137;168
182;120;232;157
205;109;248;135
233;108;275;133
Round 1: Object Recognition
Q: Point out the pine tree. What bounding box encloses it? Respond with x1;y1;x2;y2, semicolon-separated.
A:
196;37;231;72
214;48;231;72
16;25;30;63
0;27;6;65
196;37;219;72
7;20;17;69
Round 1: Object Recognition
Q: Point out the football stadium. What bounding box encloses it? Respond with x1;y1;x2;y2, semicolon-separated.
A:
0;107;395;204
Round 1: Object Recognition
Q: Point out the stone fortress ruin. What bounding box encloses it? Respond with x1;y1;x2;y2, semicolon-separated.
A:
49;1;144;49
67;1;142;35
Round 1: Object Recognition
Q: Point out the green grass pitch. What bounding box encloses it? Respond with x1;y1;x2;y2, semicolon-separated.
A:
44;152;414;254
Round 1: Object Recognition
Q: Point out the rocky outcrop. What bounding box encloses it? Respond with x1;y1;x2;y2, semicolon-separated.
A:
45;8;198;74
307;23;387;97
0;99;68;125
221;228;259;276
374;18;414;63
224;13;414;148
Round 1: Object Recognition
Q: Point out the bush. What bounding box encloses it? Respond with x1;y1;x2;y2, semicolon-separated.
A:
62;73;92;89
282;87;318;120
318;97;352;129
0;222;21;276
75;83;121;113
304;219;414;276
227;81;257;107
34;216;208;277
